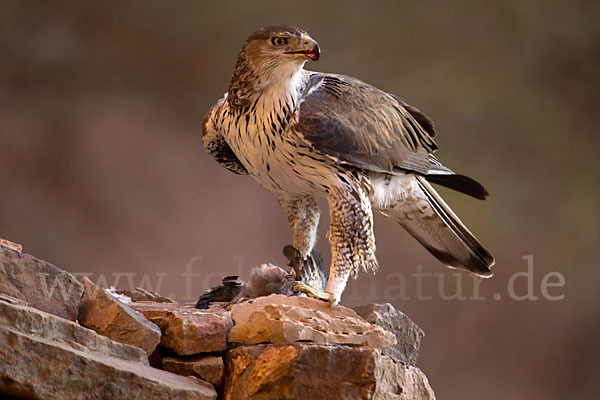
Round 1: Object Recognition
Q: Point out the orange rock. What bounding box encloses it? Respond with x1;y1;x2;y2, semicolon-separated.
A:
0;297;216;399
0;238;22;252
162;355;224;388
129;302;232;355
222;343;435;400
228;294;396;348
78;277;161;356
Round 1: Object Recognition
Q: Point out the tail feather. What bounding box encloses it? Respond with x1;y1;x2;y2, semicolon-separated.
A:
374;175;494;277
425;173;489;200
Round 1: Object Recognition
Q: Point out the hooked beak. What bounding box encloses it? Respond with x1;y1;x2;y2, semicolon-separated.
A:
286;36;320;61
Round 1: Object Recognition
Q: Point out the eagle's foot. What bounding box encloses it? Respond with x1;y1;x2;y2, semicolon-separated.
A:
292;281;338;306
282;245;328;287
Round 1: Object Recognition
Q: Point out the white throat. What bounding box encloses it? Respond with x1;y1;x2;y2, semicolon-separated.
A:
262;61;306;103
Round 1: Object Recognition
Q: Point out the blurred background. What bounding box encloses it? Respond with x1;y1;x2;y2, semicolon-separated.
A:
1;0;599;398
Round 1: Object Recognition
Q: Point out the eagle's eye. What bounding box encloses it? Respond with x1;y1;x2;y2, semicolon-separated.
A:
271;37;287;46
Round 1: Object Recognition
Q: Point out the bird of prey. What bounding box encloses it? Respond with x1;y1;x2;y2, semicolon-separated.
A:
203;26;494;305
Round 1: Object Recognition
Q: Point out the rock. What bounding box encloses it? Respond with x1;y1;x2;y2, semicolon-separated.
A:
228;294;396;348
78;277;162;356
222;343;435;400
162;355;224;388
130;302;232;355
374;354;436;400
0;293;28;307
0;243;83;321
0;298;217;399
353;303;424;366
115;287;176;303
149;347;165;369
0;296;147;363
0;243;435;399
0;238;22;252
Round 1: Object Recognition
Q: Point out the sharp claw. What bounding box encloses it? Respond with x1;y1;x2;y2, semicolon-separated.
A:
328;296;339;307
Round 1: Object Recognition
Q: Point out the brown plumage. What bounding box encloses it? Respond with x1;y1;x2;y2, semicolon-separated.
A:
195;264;296;309
195;248;328;309
202;26;494;305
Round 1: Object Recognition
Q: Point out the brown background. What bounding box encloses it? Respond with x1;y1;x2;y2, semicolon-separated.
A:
1;1;599;398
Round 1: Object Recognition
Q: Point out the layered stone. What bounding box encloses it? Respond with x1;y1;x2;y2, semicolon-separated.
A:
78;277;162;355
353;303;424;366
222;343;435;400
0;243;82;321
130;301;232;355
229;294;396;348
0;298;217;400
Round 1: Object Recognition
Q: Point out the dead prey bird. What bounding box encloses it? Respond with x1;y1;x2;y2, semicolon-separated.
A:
195;247;326;309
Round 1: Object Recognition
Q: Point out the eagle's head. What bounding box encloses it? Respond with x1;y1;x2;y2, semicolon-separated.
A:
229;26;319;103
243;26;320;63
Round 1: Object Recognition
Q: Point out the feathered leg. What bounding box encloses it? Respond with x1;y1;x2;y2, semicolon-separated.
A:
322;184;378;305
278;195;320;258
278;195;326;290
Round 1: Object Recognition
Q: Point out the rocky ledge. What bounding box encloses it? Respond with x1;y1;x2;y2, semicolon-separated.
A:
0;239;435;399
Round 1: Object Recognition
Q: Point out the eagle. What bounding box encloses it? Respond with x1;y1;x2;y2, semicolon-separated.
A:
203;26;494;305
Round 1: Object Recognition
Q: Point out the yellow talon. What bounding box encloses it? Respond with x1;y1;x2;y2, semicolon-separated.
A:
292;281;337;306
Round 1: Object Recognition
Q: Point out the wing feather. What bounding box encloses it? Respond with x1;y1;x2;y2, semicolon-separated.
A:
202;98;248;175
294;73;438;175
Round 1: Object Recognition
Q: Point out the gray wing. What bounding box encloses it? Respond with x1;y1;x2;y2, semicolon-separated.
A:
295;73;440;176
202;99;248;175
